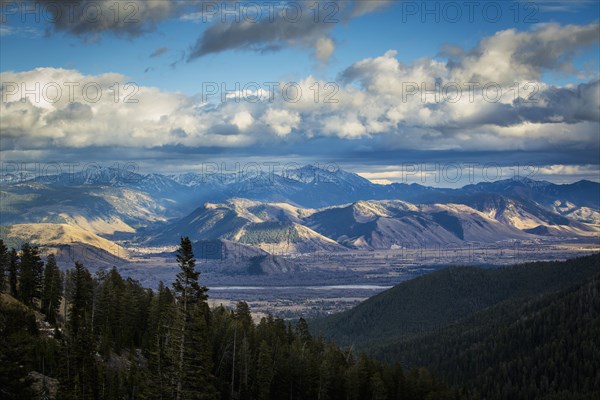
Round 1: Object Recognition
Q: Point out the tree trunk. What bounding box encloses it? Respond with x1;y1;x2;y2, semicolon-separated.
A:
176;286;188;400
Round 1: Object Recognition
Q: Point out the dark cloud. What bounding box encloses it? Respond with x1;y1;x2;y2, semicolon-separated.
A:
46;102;93;123
186;1;391;60
210;123;242;136
538;80;600;122
34;0;178;38
187;9;329;60
423;80;600;129
511;24;600;72
19;1;389;61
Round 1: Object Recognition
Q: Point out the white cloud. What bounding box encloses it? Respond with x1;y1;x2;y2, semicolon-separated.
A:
261;108;300;137
450;23;600;85
231;111;254;131
314;37;335;63
1;24;599;154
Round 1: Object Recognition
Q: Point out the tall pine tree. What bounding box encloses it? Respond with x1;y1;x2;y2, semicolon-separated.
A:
18;243;44;306
64;262;97;400
146;281;176;400
8;248;19;298
172;237;217;400
0;239;8;293
41;254;63;324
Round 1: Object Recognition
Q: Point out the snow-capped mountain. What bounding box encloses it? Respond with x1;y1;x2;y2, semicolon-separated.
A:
2;165;598;251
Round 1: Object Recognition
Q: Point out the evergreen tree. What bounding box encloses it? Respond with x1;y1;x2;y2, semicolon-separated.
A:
235;301;253;333
256;340;273;400
172;237;217;400
95;267;126;353
146;281;176;400
295;317;311;342
173;237;207;307
0;239;8;292
8;248;19;298
18;243;44;306
234;302;254;400
65;262;97;400
41;254;63;324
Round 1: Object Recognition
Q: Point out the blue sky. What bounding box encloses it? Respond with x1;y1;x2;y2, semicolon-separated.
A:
1;0;599;185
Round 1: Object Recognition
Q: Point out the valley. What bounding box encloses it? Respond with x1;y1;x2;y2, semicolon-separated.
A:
59;240;600;318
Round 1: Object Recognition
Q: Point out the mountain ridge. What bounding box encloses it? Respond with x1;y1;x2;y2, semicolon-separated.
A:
146;197;597;251
2;165;598;254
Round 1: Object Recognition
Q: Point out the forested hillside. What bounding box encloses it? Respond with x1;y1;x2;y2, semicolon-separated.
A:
311;254;600;347
313;254;600;399
374;275;600;399
0;238;454;400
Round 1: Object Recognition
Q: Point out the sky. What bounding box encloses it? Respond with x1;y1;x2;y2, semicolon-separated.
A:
0;0;599;186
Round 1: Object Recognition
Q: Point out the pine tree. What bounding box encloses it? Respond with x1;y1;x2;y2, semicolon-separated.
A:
18;243;44;306
65;262;97;400
234;301;254;399
172;237;217;400
41;254;63;324
0;239;8;293
8;248;19;298
146;281;176;400
296;317;311;342
256;340;273;400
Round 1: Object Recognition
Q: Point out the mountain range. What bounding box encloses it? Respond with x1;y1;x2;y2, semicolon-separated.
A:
1;165;598;257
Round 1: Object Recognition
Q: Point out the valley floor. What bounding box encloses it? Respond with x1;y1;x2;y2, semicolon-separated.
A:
66;239;600;318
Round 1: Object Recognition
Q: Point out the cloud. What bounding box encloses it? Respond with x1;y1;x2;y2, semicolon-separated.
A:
356;163;600;186
32;0;177;39
534;0;598;13
149;47;169;58
449;23;600;85
336;23;599;135
45;102;94;123
261;108;300;136
0;25;13;36
1;23;599;164
231;111;254;131
186;0;390;62
16;0;390;61
187;9;330;60
314;37;335;63
0;25;41;38
349;0;393;16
